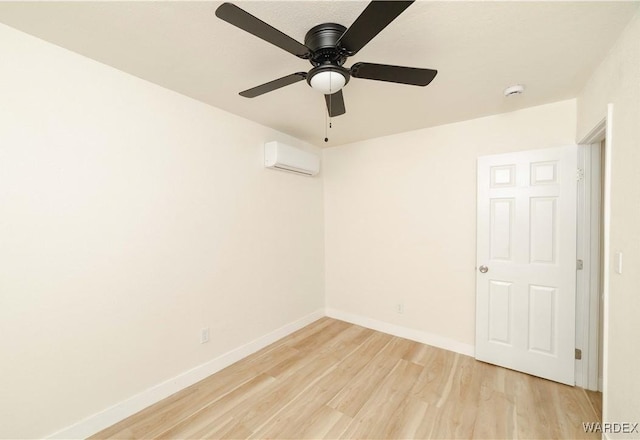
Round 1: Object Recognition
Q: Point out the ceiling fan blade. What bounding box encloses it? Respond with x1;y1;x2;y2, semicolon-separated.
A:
215;3;310;59
337;1;414;56
325;90;346;117
351;62;437;86
239;73;307;98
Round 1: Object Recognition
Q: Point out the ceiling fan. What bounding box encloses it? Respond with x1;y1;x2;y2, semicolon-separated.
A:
215;1;438;118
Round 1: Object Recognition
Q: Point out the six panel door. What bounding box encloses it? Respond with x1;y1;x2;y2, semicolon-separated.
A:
475;146;578;385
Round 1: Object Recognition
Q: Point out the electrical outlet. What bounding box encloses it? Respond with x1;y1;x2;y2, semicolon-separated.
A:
396;303;404;314
200;328;210;344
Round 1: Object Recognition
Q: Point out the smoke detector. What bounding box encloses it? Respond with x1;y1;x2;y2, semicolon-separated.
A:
504;84;525;97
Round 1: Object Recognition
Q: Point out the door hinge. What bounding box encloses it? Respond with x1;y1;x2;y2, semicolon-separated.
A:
575;348;582;360
576;168;585;181
577;259;584;270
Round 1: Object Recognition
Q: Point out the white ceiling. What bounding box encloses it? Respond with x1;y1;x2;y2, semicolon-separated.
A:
0;1;637;147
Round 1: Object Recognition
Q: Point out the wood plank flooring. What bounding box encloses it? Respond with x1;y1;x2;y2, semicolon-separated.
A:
92;318;602;439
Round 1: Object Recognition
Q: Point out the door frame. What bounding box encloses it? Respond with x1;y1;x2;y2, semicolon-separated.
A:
576;106;612;392
575;140;602;390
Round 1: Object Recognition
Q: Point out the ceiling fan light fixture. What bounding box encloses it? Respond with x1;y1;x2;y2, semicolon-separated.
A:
307;65;350;95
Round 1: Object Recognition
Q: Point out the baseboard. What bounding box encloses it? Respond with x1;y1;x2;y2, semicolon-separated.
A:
325;308;475;357
47;308;325;439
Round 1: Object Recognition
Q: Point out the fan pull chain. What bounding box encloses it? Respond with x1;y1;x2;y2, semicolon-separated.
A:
329;88;332;132
324;73;333;143
324;95;328;142
324;109;328;143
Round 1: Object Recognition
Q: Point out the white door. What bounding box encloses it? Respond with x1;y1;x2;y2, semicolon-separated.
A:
476;146;577;385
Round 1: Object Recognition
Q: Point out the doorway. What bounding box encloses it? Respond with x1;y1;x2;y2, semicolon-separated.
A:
576;116;609;392
475;136;607;389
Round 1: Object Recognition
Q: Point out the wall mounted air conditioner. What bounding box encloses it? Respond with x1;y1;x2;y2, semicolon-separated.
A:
264;141;320;176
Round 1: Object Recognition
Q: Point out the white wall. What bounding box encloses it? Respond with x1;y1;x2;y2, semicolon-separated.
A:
577;11;640;436
324;100;576;351
0;23;324;439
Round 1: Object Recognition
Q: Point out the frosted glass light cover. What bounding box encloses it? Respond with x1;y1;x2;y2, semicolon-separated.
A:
309;70;346;94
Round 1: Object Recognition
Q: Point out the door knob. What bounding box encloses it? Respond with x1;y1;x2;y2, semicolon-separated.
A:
479;265;489;273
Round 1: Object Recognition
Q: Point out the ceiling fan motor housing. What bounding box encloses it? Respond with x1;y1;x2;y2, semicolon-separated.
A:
304;23;348;66
304;23;351;94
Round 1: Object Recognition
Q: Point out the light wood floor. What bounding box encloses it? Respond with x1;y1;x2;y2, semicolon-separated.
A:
93;318;602;439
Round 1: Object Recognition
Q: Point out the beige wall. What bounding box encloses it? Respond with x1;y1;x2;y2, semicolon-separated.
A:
577;11;640;435
324;99;576;347
0;24;324;438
